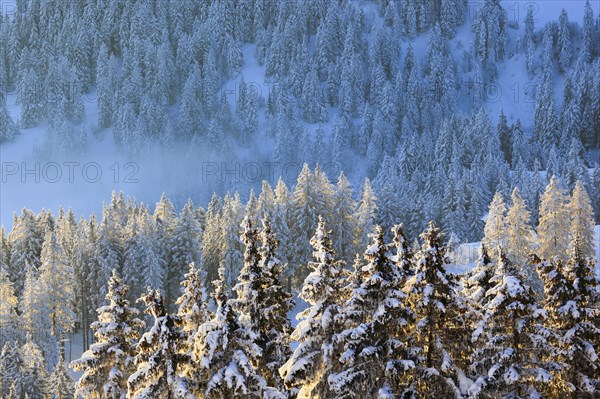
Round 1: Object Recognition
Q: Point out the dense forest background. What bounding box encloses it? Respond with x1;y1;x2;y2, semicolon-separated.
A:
1;0;599;240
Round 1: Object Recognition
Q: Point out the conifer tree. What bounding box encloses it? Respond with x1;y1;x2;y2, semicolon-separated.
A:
291;164;334;287
202;194;223;290
96;44;115;129
482;192;508;260
506;187;541;294
254;219;293;390
178;64;202;140
153;194;177;304
534;254;600;398
497;110;511;164
558;9;572;73
582;0;594;62
127;288;194;398
95;198;126;300
47;361;74;399
302;64;327;123
469;252;554;398
328;226;416;398
123;211;164;303
355;178;378;256
168;199;203;308
39;230;75;358
463;243;495;307
0;342;22;397
391;224;414;276
273;178;294;289
0;92;18;143
19;264;56;365
332;172;358;263
537;176;571;261
281;216;346;397
71;270;145;399
568;181;596;258
405;222;470;396
232;216;293;389
534;75;560;152
18;339;49;399
175;262;209;391
220;193;244;289
473;0;507;78
511;119;528;167
0;226;9;274
0;267;18;346
193;266;283;399
8;209;42;296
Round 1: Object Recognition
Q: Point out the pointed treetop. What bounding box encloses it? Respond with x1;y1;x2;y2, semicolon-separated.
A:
138;288;166;319
420;221;444;251
495;249;519;277
212;266;228;307
310;215;336;261
392;224;413;265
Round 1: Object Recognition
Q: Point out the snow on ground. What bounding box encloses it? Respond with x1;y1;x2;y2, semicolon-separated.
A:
65;331;86;380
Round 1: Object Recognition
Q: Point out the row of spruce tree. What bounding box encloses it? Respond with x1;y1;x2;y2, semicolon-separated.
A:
2;208;598;398
0;172;597;398
0;164;596;358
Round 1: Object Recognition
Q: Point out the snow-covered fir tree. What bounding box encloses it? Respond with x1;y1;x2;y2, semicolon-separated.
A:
193;265;283;399
280;216;346;398
291;164;335;288
0;92;19;143
0;267;18;346
17;339;49;399
469;251;554;398
332;172;358;264
355;178;378;257
39;229;75;358
123;208;164;304
506;187;542;295
8;209;42;297
175;262;209;393
524;4;536;75
328;225;416;398
463;243;495;307
255;219;293;390
220;193;244;290
0;342;23;397
482;192;508;260
537;176;571;261
71;270;145;399
169;199;203;308
47;361;75;399
127;288;194;398
533;253;600;398
557;9;573;73
568;181;596;259
404;222;470;397
202;193;223;291
19;265;56;365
